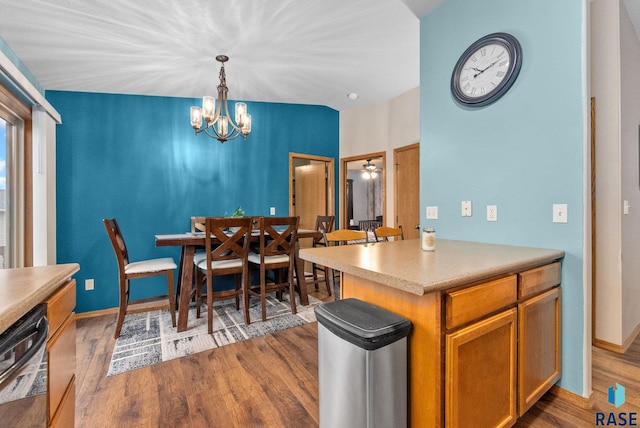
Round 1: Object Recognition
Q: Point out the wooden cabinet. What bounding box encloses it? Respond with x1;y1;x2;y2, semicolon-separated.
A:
342;261;562;428
446;308;517;428
45;279;76;428
443;264;561;427
518;279;561;414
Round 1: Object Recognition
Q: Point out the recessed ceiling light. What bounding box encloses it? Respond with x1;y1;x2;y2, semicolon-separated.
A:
347;92;359;101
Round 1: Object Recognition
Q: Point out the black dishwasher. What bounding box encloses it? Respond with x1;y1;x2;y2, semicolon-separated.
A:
0;304;49;427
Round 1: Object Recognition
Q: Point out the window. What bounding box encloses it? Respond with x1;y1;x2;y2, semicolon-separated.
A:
0;83;30;268
0;118;6;267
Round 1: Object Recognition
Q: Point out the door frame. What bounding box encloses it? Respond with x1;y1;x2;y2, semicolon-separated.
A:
289;152;335;218
340;151;386;229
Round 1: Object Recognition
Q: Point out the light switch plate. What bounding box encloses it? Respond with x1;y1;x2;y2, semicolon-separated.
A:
270;207;276;216
461;201;472;217
553;204;568;223
426;206;438;219
487;205;497;222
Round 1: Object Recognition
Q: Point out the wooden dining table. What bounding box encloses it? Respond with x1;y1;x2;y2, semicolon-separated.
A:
155;228;322;332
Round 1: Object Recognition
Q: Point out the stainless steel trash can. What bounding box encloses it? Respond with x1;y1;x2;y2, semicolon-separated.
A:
314;298;411;428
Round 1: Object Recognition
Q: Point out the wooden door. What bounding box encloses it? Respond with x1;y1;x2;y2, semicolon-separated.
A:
295;163;327;230
294;163;327;272
395;143;420;239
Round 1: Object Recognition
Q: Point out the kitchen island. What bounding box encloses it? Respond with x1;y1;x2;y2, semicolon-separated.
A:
300;239;564;428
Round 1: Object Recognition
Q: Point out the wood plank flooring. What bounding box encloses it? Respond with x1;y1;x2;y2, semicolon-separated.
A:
75;284;640;427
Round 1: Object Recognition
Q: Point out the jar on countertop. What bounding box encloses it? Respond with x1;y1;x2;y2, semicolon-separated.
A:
421;228;436;251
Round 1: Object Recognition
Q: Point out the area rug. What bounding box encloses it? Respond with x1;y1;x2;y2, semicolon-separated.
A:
107;293;322;376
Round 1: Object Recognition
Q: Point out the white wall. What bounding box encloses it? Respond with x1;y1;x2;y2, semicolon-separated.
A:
592;0;623;346
619;0;640;343
591;0;640;348
339;87;419;226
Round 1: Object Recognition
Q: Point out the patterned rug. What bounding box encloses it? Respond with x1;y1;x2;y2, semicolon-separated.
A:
107;293;322;376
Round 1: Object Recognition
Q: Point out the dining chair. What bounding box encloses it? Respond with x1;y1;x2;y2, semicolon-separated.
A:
307;215;335;296
322;229;369;295
190;216;207;233
374;225;404;242
248;216;300;322
194;216;253;334
103;218;177;339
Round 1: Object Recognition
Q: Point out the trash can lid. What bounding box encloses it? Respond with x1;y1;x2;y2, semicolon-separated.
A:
314;298;411;350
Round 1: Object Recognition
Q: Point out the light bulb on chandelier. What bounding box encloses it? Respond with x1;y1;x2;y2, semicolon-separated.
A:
190;55;252;143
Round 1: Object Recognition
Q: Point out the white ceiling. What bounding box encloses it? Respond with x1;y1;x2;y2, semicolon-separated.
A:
0;0;441;111
1;1;638;112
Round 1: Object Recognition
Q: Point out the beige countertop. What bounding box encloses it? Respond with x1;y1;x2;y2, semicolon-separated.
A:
0;264;80;333
299;239;564;295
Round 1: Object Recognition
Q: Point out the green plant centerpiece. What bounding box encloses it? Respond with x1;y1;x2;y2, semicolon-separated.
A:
227;206;245;233
229;206;245;218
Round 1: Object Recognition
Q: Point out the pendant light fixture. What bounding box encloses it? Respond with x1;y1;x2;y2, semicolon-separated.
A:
189;55;251;143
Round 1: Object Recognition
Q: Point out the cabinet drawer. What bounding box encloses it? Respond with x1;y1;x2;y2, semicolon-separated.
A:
46;279;76;337
446;276;517;330
49;378;75;428
518;262;561;300
48;314;76;421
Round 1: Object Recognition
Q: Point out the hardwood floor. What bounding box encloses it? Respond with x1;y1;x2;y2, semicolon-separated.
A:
75;283;639;427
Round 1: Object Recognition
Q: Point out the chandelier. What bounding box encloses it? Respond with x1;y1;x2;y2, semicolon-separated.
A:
189;55;252;143
361;159;380;180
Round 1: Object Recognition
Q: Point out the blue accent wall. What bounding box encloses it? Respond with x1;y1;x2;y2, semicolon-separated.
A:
420;0;586;395
48;91;339;313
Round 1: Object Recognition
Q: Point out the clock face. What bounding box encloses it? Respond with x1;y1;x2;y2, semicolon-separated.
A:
451;33;522;107
458;43;510;98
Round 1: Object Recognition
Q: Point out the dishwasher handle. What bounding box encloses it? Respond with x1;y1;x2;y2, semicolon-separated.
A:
0;310;49;387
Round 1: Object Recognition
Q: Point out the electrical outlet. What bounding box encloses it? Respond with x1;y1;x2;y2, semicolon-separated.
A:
426;206;438;220
270;207;276;216
553;204;568;223
461;200;472;217
85;278;94;291
487;205;497;222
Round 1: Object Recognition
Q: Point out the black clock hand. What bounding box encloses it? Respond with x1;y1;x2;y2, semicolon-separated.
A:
473;59;499;78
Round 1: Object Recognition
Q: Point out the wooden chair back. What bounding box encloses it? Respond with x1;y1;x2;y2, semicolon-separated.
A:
374;225;404;242
324;229;368;245
256;216;299;259
204;217;252;269
191;216;206;233
103;218;130;270
313;215;335;246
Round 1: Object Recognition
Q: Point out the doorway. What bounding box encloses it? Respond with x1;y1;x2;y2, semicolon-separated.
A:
394;143;420;240
289;153;335;265
340;152;386;230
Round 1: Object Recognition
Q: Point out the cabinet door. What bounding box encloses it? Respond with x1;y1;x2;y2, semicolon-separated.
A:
446;308;517;428
518;287;561;415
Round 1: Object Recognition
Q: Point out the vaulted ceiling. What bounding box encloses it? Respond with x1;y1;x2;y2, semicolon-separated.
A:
1;1;638;112
0;0;441;111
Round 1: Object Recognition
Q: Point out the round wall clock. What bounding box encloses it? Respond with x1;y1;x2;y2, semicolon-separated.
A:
451;32;522;107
